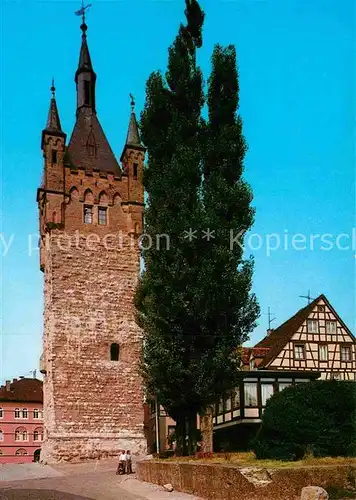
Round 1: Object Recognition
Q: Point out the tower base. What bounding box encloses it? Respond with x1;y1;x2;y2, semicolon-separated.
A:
40;433;147;464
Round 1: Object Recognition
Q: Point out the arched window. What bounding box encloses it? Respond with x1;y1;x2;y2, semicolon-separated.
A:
0;430;3;441
33;428;43;442
22;408;28;419
15;448;27;456
33;409;39;419
15;427;27;441
110;343;120;361
14;408;20;419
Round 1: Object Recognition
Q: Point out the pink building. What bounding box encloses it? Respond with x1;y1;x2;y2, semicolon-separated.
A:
0;377;43;463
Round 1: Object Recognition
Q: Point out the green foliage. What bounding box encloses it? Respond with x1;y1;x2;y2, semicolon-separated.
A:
252;380;356;461
135;0;259;454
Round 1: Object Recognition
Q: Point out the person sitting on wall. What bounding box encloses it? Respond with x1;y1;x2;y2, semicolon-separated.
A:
116;450;126;475
126;450;132;474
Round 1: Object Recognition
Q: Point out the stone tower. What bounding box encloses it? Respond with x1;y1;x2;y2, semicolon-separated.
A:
37;18;146;462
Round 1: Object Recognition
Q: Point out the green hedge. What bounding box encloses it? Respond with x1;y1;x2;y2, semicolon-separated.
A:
252;380;356;460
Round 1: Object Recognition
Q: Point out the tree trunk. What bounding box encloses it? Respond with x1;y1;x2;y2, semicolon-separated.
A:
175;412;187;456
187;409;198;455
200;406;213;453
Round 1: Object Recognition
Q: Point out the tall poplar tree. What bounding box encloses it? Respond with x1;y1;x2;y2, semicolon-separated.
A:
135;2;259;455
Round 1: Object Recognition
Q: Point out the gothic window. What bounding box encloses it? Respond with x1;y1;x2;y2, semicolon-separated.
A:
110;343;120;361
98;207;107;225
133;163;138;179
84;205;93;224
84;80;90;105
52;150;57;164
86;132;97;157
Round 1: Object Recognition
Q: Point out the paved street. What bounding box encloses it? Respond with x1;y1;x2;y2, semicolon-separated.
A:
0;461;202;500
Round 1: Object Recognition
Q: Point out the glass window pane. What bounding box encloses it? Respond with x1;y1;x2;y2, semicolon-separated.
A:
98;207;107;225
244;383;257;407
232;389;240;409
261;384;274;406
225;396;231;412
279;382;292;392
319;345;328;361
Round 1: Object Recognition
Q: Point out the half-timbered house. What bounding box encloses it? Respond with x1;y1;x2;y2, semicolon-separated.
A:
243;294;356;380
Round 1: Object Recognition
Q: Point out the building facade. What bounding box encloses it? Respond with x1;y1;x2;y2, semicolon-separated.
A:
38;17;146;462
0;378;43;464
243;294;356;380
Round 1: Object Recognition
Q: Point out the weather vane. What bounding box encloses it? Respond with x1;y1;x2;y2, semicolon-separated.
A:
75;0;92;24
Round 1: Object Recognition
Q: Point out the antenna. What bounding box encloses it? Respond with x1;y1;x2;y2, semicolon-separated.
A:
299;290;315;305
267;307;276;330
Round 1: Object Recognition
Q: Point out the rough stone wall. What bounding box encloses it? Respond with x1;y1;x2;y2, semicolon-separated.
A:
39;146;146;463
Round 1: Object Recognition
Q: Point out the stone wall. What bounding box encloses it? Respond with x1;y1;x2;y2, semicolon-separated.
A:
136;460;356;500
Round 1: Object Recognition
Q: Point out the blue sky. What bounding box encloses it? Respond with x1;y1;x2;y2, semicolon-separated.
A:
1;0;354;381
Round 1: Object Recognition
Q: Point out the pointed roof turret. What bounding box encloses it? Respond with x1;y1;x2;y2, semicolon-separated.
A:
41;81;66;149
75;20;95;81
45;80;62;132
120;95;146;161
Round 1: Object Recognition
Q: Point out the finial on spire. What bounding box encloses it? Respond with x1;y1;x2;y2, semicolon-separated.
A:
75;1;92;34
129;93;135;111
51;78;56;98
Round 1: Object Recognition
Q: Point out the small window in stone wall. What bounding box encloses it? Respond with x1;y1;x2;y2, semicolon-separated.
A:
52;150;57;164
133;163;138;179
98;207;107;225
110;343;120;361
84;205;93;224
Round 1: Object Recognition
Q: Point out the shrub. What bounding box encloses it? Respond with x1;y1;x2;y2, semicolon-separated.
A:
252;380;356;460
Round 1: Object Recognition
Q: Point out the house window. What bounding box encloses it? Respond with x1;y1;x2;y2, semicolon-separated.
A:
33;428;43;442
14;408;20;419
261;384;274;406
326;321;337;335
15;428;27;441
0;408;3;418
319;344;328;361
279;382;292;392
294;344;305;360
98;207;107;225
133;163;138;179
307;320;319;333
22;408;28;419
0;450;2;456
225;396;232;412
84;205;93;224
33;409;39;419
52;150;57;164
340;345;352;362
244;382;258;407
15;448;27;456
0;430;3;441
232;388;240;409
110;343;119;361
218;398;224;414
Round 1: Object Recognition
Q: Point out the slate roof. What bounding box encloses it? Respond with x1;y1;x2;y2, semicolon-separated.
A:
0;378;43;403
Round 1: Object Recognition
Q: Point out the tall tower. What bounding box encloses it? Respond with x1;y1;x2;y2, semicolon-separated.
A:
37;18;146;462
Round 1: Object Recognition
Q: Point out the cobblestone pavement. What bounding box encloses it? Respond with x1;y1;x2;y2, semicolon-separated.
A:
0;461;202;500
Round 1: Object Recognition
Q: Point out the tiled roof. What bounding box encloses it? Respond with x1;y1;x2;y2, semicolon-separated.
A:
241;347;252;365
66;108;121;175
0;378;43;403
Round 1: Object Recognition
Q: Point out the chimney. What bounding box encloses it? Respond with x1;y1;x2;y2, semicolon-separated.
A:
5;380;11;391
267;328;274;336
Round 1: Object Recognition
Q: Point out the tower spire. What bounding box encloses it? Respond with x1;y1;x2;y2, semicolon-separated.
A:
43;79;63;135
126;94;142;147
74;3;96;111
